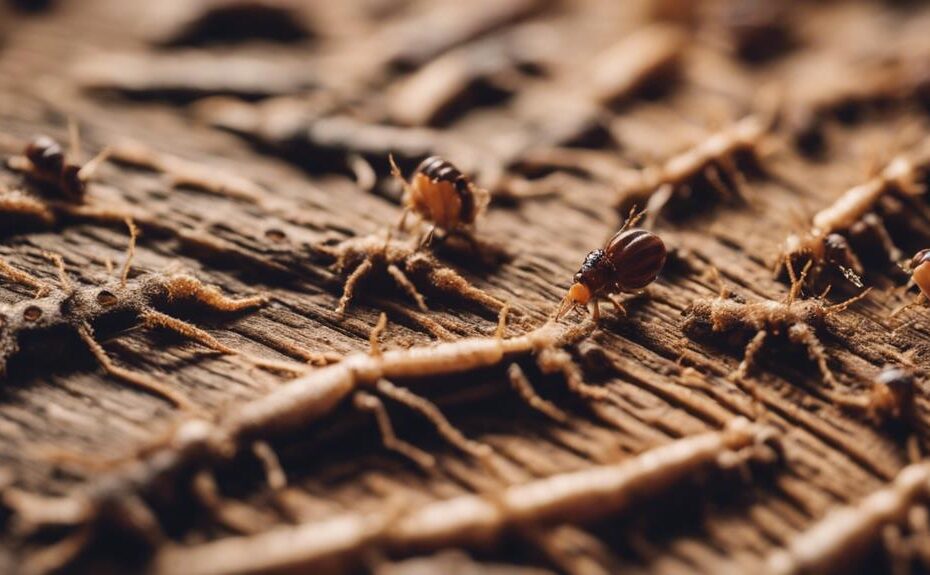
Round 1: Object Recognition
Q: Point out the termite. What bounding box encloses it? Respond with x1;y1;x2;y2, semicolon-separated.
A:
616;116;767;225
6;127;110;202
778;154;924;289
150;419;780;575
892;249;930;317
824;366;917;426
389;154;490;245
557;213;667;322
318;233;504;317
683;263;871;390
767;461;930;575
0;221;269;410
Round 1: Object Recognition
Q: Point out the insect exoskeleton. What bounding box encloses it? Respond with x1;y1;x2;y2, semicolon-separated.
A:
9;131;109;202
910;249;930;298
390;154;490;243
893;248;930;316
557;226;667;321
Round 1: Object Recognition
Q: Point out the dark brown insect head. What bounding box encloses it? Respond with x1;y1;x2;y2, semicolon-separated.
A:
558;228;667;318
25;135;65;174
22;135;86;200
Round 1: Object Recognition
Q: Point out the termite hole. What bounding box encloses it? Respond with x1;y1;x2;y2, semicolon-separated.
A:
264;229;288;243
22;306;42;322
96;290;118;307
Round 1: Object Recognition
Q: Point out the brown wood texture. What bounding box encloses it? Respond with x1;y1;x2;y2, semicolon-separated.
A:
1;0;930;573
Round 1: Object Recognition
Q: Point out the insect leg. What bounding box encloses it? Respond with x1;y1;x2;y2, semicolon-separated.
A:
507;363;569;423
386;264;428;311
335;258;374;316
251;441;287;491
369;312;388;357
140;309;238;355
375;378;493;462
22;525;94;575
0;257;49;297
536;347;609;401
891;292;925;318
733;329;767;382
163;275;267;312
353;391;436;470
41;251;72;292
704;164;734;199
76;146;112;183
388;154;415;201
411;255;505;312
824;288;872;316
787;323;839;388
191;471;272;535
859;213;903;264
75;321;196;410
495;304;510;340
643;183;674;228
607;295;627;316
591;299;601;322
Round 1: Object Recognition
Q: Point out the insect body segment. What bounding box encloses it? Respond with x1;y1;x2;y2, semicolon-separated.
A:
391;154;489;243
8;133;110;202
559;227;667;321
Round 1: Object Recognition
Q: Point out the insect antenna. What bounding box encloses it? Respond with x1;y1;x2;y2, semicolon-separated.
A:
619;205;646;232
553;292;573;322
353;391;436;470
375;378;494;463
75;321;196;410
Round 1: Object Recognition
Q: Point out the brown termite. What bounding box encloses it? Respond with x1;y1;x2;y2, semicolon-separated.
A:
318;233;504;317
150;419;780;575
778;154;925;289
0;221;271;409
4;315;604;572
389;154;490;245
615;116;767;225
823;366;917;427
683;263;871;390
891;249;930;317
557;213;667;322
6;127;110;202
767;461;930;575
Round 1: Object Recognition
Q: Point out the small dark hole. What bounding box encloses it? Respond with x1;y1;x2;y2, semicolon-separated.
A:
97;290;118;307
23;306;42;322
265;229;288;243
